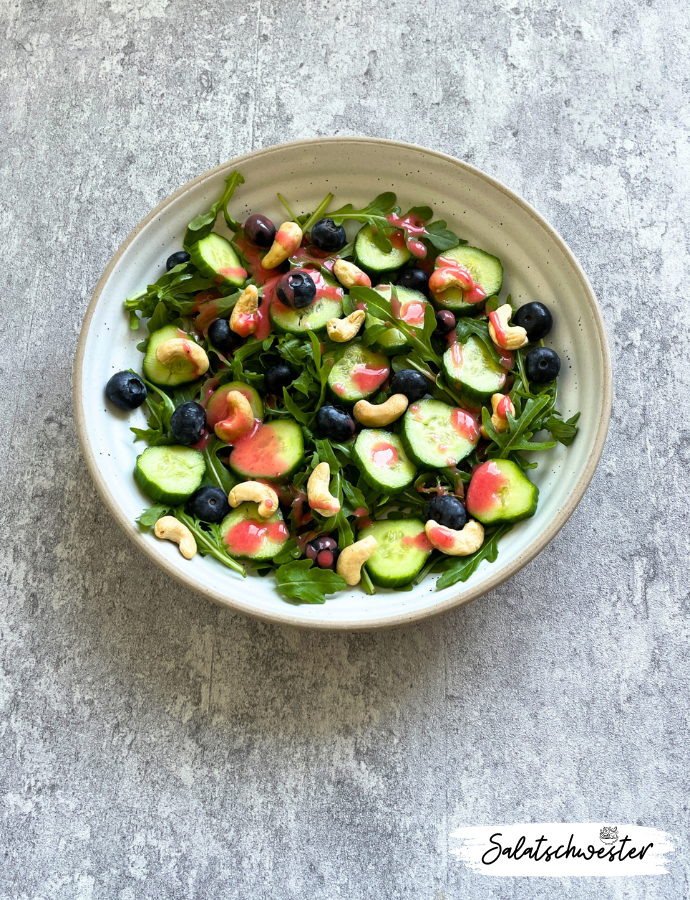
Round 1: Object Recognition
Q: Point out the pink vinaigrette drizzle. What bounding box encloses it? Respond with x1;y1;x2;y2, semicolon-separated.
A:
386;212;428;258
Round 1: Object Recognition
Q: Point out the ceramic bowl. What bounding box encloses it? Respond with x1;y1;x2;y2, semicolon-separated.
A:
74;138;611;630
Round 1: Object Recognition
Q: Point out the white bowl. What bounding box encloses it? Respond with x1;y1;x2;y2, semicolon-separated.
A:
74;138;611;630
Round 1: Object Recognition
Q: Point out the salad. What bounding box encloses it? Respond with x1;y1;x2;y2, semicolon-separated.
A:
105;171;579;604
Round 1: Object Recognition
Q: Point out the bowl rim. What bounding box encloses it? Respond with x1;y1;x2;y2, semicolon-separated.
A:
73;136;612;631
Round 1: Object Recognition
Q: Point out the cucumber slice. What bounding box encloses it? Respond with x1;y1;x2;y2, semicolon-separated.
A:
270;295;343;335
366;284;430;355
143;325;205;387
365;312;409;356
228;419;304;480
355;224;411;272
442;335;508;403
466;459;538;525
352;429;417;494
220;502;289;560
134;445;206;505
188;233;247;287
401;398;480;469
206;381;264;429
359;519;432;587
437;244;503;296
327;342;390;405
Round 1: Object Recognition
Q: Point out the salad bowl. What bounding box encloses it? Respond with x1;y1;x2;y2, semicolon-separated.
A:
74;137;611;630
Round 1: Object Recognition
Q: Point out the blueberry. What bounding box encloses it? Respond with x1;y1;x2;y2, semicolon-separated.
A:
433;310;456;337
105;371;147;411
525;347;561;383
425;495;467;531
276;269;317;309
169;401;207;445
311;218;347;252
245;214;276;248
315;405;356;442
265;364;296;394
166;250;190;271
187;486;230;524
389;369;427;402
512;302;553;342
208;317;243;354
396;267;429;296
306;535;340;570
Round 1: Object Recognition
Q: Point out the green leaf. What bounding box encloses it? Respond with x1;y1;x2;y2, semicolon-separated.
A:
137;505;170;528
454;318;503;365
274;559;346;604
282;386;310;425
203;437;236;492
147;300;171;333
314;438;340;472
291;369;316;397
424;219;461;251
545;412;580;446
307;330;322;371
436;525;512;589
129;310;140;330
301;192;335;234
184;170;245;247
341;480;368;514
272;538;302;565
406;205;433;222
174;510;245;575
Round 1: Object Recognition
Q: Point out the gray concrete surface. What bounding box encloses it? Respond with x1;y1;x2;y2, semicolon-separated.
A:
1;0;688;896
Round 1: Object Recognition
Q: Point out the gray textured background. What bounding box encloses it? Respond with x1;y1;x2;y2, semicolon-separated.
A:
1;0;688;896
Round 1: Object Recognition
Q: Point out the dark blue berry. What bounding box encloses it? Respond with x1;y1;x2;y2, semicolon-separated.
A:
105;371;147;410
306;535;340;570
169;401;206;445
245;214;276;248
512;302;553;342
425;495;467;531
396;267;429;296
433;310;456;337
315;406;355;442
311;218;347;252
208;317;243;353
166;250;190;271
276;269;317;309
187;486;230;523
389;369;427;402
265;364;296;394
525;347;561;383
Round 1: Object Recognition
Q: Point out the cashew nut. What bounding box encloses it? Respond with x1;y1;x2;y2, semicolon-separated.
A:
480;393;516;439
353;393;408;426
333;259;371;289
488;304;528;350
307;462;341;518
336;535;378;586
261;221;303;268
425;519;485;557
154;516;197;559
228;481;279;518
429;264;473;295
229;284;259;337
214;390;255;442
326;309;366;342
155;338;209;377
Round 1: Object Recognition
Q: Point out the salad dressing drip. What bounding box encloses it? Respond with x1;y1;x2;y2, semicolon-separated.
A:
386;212;428;258
370;442;398;467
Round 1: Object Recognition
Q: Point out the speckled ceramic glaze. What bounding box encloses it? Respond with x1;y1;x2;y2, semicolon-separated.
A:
74;138;611;630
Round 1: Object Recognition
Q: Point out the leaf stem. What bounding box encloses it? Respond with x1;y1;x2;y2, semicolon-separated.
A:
277;193;299;223
301;193;334;234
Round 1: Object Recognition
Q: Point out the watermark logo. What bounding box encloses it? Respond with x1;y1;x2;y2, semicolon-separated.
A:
450;823;674;877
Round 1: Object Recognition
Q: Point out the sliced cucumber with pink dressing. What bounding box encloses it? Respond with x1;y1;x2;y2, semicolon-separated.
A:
359;518;432;587
134;445;206;505
270;294;342;335
352;429;417;493
367;284;429;355
466;459;538;525
228;419;304;480
143;325;205;387
327;342;390;405
205;381;264;432
188;233;247;287
355;224;411;272
433;246;503;316
401;398;480;469
442;335;507;403
220;502;289;560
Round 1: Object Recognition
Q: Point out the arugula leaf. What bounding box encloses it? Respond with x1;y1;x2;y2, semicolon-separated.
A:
424;219;461;251
137;505;171;528
545;412;580;446
174;510;246;575
436;524;512;589
406;205;433;222
329;193;398;252
274;559;346;604
203;437;236;492
272;538;302;565
454;318;503;365
147;300;171;333
301;193;335;234
282;387;310;425
184;170;245;247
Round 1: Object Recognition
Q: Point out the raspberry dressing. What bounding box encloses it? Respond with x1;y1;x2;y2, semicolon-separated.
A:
229;423;291;478
488;310;508;348
425;522;456;550
402;531;433;552
435;257;487;305
466;461;508;517
386;212;428;258
370;442;398;467
218;266;247;282
224;519;289;556
451;408;480;443
351;363;389;394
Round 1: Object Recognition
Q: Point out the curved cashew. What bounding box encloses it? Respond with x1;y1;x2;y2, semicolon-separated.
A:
228;481;279;518
488;304;528;350
480;393;516;439
229;284;259;337
333;259;371;289
214;390;255;442
154;516;197;559
429;264;473;295
307;462;341;518
155;338;209;377
261;221;303;268
353;393;408;426
336;536;378;586
326;310;366;342
425;519;485;557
